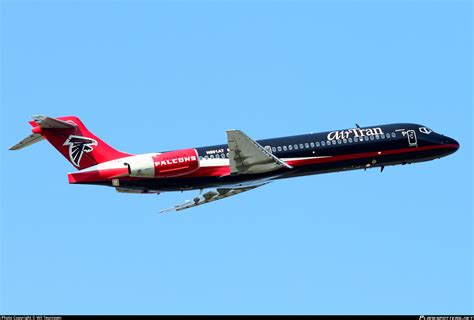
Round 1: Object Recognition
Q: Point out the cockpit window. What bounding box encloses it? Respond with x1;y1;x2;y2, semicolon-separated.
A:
419;127;432;134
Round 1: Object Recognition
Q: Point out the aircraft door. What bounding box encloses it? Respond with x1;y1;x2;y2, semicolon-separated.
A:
406;130;417;147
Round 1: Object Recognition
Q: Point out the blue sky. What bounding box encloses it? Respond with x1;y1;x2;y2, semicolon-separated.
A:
1;0;472;315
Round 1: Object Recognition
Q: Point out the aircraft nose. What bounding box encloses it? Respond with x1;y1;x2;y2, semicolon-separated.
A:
444;136;460;152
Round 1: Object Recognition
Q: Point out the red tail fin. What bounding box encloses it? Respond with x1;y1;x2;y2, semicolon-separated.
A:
12;115;131;170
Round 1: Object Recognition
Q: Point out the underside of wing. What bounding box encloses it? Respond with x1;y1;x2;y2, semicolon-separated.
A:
226;130;292;175
160;183;268;213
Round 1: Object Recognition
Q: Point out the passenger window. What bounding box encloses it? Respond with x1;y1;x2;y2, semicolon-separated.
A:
375;134;380;140
226;153;229;158
277;146;282;152
310;142;314;148
343;139;347;144
272;147;276;152
321;141;326;146
327;141;332;146
364;136;369;141
337;139;342;144
316;142;321;147
380;134;385;139
221;153;225;158
354;137;359;142
210;155;214;158
294;144;298;150
299;143;304;149
305;143;309;148
205;155;209;160
391;132;396;138
283;145;287;151
332;140;336;145
370;135;375;141
348;138;353;143
386;133;391;139
265;145;272;152
289;145;293;151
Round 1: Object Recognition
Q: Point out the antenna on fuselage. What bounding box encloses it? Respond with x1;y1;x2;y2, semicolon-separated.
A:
355;123;361;129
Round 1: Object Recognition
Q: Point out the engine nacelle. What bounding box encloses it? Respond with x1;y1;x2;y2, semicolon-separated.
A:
125;149;200;178
152;148;200;178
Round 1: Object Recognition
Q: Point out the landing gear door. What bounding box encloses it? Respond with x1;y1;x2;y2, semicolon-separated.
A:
407;130;417;147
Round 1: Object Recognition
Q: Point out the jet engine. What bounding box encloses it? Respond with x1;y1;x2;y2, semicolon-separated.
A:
125;148;200;178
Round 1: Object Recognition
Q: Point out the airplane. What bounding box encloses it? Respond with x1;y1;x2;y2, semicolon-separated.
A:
10;115;459;213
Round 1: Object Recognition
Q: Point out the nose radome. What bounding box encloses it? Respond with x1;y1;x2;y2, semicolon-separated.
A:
453;139;460;150
446;137;460;151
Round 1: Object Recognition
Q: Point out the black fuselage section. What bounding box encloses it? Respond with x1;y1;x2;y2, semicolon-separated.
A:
99;123;460;192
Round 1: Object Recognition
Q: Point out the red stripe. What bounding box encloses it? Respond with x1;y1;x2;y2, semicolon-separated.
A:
286;144;458;167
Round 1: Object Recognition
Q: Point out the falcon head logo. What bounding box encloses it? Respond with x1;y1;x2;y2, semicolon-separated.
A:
63;135;98;167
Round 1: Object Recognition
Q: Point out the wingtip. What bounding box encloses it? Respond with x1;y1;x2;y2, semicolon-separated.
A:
159;208;175;214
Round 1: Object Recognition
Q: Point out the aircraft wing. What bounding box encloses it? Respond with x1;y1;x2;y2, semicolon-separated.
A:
160;183;268;214
226;130;292;175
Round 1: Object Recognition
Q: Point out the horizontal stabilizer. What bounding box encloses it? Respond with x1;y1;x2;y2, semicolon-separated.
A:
9;115;77;151
9;133;44;150
9;115;131;170
31;115;77;129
